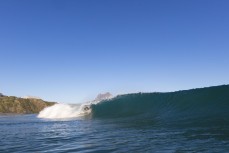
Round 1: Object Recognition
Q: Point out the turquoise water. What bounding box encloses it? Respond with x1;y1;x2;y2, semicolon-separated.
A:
1;85;229;152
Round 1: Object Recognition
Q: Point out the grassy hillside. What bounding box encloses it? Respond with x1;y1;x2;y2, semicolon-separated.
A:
0;96;56;114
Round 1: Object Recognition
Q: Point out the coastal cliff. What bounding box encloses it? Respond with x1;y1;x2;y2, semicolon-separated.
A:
0;95;56;114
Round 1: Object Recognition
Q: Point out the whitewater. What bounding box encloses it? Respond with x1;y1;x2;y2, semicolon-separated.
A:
38;92;113;119
38;101;97;119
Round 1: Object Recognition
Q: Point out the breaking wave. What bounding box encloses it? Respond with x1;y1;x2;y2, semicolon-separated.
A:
37;103;91;119
38;85;229;124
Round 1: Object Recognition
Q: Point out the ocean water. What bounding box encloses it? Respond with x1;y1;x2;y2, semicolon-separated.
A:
1;85;229;153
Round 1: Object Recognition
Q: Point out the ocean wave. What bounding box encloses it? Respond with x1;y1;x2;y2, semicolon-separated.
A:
38;85;229;123
91;85;229;122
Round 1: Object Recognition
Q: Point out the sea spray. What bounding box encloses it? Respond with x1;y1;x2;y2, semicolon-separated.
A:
38;103;91;119
38;92;113;119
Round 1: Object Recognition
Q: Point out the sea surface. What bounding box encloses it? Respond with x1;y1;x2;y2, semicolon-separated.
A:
1;85;229;153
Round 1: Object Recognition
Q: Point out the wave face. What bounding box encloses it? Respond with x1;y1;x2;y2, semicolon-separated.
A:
90;85;229;125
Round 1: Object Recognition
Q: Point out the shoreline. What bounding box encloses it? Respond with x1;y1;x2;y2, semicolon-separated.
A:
0;113;38;116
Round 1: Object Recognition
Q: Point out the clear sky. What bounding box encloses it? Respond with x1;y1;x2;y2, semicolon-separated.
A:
0;0;228;103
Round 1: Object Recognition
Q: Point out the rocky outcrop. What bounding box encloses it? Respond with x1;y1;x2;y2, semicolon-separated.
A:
0;96;56;114
95;92;113;101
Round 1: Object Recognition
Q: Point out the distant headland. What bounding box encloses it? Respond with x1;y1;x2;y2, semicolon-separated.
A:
0;93;56;114
95;92;113;101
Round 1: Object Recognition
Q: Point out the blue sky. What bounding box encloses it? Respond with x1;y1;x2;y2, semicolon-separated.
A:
0;0;228;103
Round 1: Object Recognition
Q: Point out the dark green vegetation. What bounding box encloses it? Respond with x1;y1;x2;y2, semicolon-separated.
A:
0;95;55;114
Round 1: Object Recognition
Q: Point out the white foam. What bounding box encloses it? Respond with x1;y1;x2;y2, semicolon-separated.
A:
37;103;91;119
37;95;114;119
